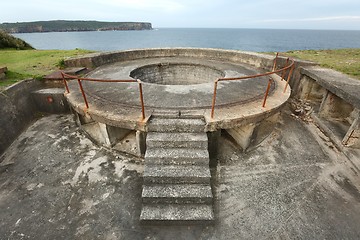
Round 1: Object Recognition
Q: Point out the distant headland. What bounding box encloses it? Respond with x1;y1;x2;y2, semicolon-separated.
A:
0;20;153;33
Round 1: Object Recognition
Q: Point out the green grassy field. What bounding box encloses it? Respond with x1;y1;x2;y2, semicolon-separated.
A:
0;48;359;90
0;49;94;88
284;48;360;79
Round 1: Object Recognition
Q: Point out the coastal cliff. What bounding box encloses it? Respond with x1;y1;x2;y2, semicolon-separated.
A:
0;20;152;33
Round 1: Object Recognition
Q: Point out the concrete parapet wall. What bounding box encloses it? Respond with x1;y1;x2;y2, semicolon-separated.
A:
299;66;360;150
0;79;71;158
64;48;316;94
64;48;275;71
300;66;360;110
0;79;42;156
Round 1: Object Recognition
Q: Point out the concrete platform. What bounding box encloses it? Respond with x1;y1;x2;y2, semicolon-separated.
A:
81;57;267;109
1;113;360;239
64;49;291;131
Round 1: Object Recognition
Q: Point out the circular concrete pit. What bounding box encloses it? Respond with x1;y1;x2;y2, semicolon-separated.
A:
65;49;290;129
64;48;291;149
130;63;225;85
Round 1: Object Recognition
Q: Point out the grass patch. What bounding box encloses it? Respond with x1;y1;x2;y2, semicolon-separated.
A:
1;48;359;90
0;71;29;88
0;48;95;89
283;48;360;79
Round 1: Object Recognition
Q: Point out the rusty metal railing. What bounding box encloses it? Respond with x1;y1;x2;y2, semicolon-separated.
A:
61;72;146;120
210;53;295;119
61;52;294;121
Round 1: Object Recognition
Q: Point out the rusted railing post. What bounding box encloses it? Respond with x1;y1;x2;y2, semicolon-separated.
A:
137;80;146;120
77;79;89;109
211;80;219;119
272;52;279;71
262;78;273;108
209;56;294;113
61;72;70;93
284;64;295;93
280;58;290;81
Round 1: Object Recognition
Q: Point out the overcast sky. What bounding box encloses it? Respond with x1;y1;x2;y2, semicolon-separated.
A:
1;0;360;30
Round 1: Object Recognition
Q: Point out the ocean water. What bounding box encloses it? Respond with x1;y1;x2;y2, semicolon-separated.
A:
13;28;360;52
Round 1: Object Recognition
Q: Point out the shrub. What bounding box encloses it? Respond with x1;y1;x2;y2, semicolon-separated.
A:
0;30;34;50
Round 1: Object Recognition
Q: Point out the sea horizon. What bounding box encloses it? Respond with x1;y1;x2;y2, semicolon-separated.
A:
13;28;360;52
155;27;360;31
12;27;360;32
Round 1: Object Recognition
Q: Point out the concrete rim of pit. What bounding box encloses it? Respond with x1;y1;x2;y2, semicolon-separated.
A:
64;48;292;131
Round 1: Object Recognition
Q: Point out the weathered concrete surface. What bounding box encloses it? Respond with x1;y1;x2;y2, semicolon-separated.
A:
298;66;360;152
70;56;269;109
130;63;225;85
141;116;213;223
215;113;360;239
0;115;145;239
63;48;317;100
278;58;317;98
64;48;275;70
32;88;70;113
1;113;360;239
226;123;256;151
66;55;290;132
65;48;290;134
0;79;42;157
301;66;360;110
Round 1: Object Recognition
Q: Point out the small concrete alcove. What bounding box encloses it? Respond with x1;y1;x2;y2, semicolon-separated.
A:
300;66;360;149
299;75;327;109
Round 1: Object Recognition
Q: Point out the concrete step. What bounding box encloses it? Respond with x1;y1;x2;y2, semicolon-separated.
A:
147;117;205;133
146;132;208;149
143;165;211;184
151;110;204;119
151;110;180;119
141;114;213;224
142;184;213;204
145;148;209;165
140;203;214;224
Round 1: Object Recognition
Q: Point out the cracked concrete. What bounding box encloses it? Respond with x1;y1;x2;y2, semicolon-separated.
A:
1;111;360;239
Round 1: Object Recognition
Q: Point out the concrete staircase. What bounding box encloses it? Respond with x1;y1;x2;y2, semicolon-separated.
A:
140;114;214;224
